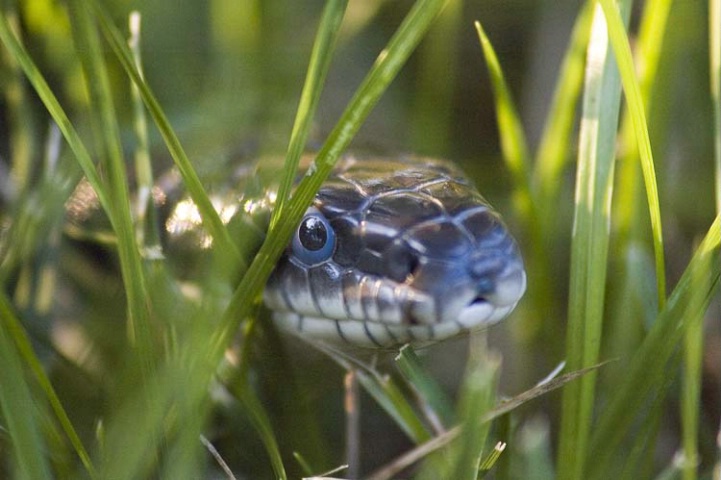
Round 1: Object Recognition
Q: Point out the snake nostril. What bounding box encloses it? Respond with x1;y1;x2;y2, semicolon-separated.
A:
383;241;421;284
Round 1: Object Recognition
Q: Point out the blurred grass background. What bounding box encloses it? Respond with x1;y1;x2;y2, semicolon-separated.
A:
0;0;719;478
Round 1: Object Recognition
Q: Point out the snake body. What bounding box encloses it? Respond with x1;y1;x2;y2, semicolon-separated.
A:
68;154;526;348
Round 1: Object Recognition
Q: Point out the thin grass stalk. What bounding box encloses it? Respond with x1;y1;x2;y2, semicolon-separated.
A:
712;0;721;215
599;0;667;308
614;0;673;248
127;12;159;250
270;0;348;230
557;3;628;478
67;0;153;360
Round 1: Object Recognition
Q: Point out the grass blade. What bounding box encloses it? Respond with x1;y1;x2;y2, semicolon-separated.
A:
556;3;629;478
356;369;433;444
589;215;721;477
474;21;531;203
533;0;594;206
712;0;721;215
0;292;96;477
270;0;348;230
0;295;52;480
599;0;666;307
67;0;152;356
395;345;455;428
0;11;109;213
221;367;288;480
443;344;500;480
84;0;242;271
681;259;706;480
474;19;552;342
411;0;462;153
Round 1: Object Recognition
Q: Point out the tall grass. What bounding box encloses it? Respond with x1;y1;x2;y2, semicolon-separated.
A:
0;0;719;479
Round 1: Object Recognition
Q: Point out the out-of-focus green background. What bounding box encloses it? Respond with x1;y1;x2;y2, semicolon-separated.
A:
1;0;719;478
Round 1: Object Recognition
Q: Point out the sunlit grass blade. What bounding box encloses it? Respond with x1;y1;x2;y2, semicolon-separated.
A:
395;345;454;427
84;0;242;271
214;0;448;355
127;12;159;250
614;0;672;249
712;0;721;214
589;215;721;478
557;3;629;479
0;295;52;480
533;0;593;206
598;0;666;307
356;369;433;444
270;0;348;230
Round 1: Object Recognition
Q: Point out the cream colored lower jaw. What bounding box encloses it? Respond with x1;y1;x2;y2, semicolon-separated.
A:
273;303;516;349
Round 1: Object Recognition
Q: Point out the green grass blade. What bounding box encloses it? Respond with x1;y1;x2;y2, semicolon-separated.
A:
270;0;348;230
557;3;629;478
84;0;242;271
395;345;455;427
0;295;52;480
712;0;721;215
444;350;500;480
127;12;160;250
67;0;152;357
356;369;433;444
0;6;37;194
533;0;594;206
474;20;531;199
0;12;109;213
589;215;721;477
474;19;554;342
214;0;448;354
599;0;666;307
221;367;288;480
411;0;462;153
0;292;96;477
681;263;705;480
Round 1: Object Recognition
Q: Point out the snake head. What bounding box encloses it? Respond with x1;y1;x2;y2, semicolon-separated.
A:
264;156;526;349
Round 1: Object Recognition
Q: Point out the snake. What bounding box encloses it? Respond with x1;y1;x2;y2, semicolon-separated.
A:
66;154;526;349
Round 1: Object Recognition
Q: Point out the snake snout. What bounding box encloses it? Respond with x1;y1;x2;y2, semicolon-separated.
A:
466;249;526;308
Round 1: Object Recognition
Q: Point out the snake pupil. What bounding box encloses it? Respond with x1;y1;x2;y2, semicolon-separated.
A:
299;217;328;251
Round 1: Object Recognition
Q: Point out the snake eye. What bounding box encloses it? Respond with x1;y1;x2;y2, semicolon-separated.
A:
292;212;336;265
